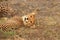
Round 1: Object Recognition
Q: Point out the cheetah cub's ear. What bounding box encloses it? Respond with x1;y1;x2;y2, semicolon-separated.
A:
22;13;36;26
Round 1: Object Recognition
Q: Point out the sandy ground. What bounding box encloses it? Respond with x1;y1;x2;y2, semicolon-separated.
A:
0;0;60;40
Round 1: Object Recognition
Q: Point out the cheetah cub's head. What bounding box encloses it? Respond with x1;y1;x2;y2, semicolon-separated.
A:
22;13;36;26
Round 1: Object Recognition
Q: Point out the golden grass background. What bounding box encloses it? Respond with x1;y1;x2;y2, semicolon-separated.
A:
0;0;60;40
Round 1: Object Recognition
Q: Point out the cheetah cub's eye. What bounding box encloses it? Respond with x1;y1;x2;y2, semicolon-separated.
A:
30;21;32;23
30;15;32;17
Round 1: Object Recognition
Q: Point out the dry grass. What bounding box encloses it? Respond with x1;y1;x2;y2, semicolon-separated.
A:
0;0;60;40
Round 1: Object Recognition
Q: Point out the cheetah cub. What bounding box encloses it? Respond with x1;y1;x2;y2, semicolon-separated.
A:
0;13;36;31
22;13;35;26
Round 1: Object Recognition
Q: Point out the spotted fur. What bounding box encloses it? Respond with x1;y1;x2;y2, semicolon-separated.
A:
0;1;16;18
0;13;36;31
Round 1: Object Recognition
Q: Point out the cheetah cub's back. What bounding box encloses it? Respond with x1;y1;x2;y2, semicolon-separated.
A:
0;2;16;18
0;13;36;31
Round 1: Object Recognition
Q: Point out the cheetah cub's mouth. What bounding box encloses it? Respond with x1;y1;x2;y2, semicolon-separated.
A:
22;13;36;26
